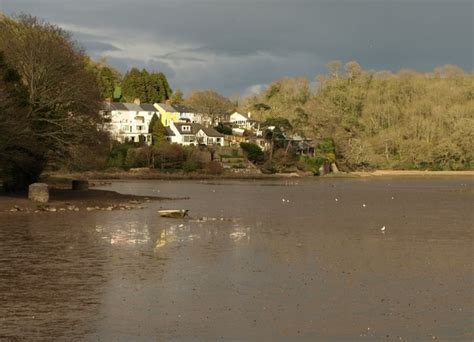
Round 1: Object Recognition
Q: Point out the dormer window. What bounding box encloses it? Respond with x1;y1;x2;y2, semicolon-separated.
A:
182;125;191;132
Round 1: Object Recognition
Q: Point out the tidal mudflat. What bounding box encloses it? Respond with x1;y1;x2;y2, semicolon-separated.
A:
0;177;472;340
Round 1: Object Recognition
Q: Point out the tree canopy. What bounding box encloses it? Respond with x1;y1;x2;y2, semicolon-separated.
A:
122;68;172;103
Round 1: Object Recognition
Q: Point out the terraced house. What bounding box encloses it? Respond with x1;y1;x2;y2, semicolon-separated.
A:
166;122;225;146
102;100;160;144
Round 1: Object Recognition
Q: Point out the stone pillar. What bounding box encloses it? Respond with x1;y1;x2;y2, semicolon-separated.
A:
72;179;89;191
28;183;49;203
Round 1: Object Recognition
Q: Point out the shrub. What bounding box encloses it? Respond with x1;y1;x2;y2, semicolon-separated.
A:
206;161;224;175
183;160;199;173
107;142;133;169
261;162;278;174
215;123;233;135
124;148;148;169
240;142;265;163
298;156;324;174
154;144;186;170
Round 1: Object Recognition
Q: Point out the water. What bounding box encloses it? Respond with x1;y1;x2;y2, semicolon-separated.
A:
1;177;473;340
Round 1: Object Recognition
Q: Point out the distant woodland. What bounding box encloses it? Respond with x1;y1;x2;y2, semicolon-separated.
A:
244;61;473;170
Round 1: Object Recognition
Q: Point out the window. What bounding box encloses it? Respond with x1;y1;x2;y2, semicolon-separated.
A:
182;125;191;132
137;125;143;131
183;136;195;142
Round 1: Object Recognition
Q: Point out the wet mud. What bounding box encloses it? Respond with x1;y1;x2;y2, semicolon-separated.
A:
0;177;473;340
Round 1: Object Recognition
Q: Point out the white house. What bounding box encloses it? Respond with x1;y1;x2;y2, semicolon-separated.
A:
229;111;258;130
166;122;224;146
103;101;160;144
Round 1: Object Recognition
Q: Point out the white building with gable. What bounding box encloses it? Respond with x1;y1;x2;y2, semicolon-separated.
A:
103;100;160;144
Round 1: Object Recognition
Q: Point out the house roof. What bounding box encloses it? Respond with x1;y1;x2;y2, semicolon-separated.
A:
231;111;259;122
172;123;224;137
105;102;127;111
174;122;203;135
172;104;195;113
164;127;175;136
140;103;158;112
200;126;225;138
156;103;177;112
105;102;159;112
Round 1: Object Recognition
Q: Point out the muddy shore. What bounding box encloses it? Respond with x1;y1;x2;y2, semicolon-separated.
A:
46;169;474;181
0;188;166;214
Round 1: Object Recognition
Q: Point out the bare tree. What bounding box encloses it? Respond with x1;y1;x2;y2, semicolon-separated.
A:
186;89;235;125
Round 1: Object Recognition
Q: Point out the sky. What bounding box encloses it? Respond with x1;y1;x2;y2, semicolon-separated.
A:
2;0;473;96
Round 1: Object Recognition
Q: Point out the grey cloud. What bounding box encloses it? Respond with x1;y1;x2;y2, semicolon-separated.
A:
79;40;120;53
3;0;473;95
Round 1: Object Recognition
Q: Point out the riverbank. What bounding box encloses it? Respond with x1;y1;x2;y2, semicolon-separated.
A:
351;170;474;177
44;169;474;182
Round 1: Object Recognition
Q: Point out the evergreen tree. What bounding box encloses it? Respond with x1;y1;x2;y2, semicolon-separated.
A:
149;113;167;146
122;68;147;102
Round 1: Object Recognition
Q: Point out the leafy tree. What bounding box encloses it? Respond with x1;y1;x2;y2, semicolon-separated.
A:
243;77;310;121
85;57;121;100
214;123;233;135
170;88;184;104
240;143;264;163
261;117;293;162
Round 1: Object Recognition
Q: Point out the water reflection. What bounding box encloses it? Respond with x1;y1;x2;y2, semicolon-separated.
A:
229;226;251;242
95;223;151;246
154;224;201;250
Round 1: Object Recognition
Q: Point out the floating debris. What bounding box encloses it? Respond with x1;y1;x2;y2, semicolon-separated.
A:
158;209;188;218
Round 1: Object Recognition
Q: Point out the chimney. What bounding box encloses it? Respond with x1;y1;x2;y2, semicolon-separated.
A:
247;112;251;118
134;98;141;105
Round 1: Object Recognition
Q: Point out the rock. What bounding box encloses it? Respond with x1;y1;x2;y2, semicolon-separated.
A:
331;163;339;173
28;183;49;203
72;179;89;191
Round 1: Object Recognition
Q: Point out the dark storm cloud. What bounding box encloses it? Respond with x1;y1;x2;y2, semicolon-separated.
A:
2;0;472;95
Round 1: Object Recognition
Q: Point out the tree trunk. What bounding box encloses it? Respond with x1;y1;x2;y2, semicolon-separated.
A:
269;137;274;163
